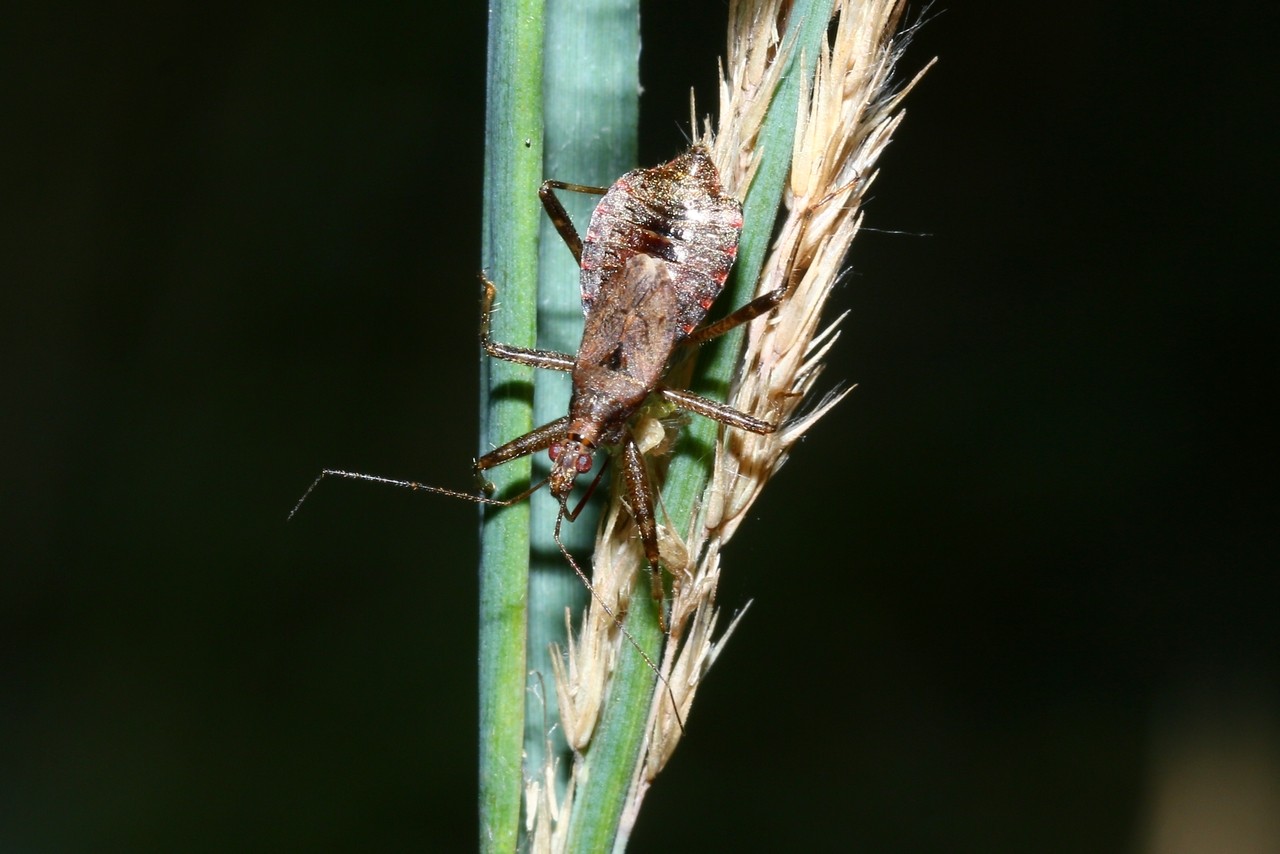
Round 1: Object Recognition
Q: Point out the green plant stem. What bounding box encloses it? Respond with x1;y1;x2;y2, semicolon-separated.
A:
526;0;640;806
573;3;839;850
593;1;835;849
483;1;835;849
478;1;544;850
563;592;664;852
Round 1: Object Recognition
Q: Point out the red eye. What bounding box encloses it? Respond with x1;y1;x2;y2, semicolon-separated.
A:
549;443;562;461
575;453;593;473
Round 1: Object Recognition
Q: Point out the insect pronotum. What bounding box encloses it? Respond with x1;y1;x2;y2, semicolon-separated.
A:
292;144;795;656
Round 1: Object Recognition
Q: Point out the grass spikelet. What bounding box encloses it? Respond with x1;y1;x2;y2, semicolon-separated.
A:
537;1;931;847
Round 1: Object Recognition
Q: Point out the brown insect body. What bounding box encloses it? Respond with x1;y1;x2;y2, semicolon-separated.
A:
549;255;677;495
296;145;788;623
549;147;744;501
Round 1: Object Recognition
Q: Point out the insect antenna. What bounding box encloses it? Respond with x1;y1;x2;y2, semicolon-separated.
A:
551;509;686;735
287;469;549;521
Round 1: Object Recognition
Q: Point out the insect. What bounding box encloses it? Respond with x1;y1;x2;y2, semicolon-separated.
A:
293;145;794;625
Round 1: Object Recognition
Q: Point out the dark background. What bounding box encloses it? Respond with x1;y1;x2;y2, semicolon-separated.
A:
3;2;1275;851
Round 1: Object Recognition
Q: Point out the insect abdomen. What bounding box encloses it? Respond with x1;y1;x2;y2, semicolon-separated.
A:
579;146;743;341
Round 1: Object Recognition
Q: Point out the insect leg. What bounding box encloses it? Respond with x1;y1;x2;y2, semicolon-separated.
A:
563;458;611;522
538;179;607;264
680;285;789;347
479;277;575;371
657;387;777;435
476;414;571;474
620;430;667;630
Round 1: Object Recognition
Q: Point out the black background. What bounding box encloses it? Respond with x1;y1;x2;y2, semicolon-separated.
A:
3;2;1275;851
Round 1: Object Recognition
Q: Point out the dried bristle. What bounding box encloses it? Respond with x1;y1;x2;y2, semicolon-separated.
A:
654;0;930;775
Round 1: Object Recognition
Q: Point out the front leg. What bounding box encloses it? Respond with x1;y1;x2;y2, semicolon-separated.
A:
476;414;572;474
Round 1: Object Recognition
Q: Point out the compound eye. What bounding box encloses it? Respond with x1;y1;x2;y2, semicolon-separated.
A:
575;453;593;473
549;443;563;461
